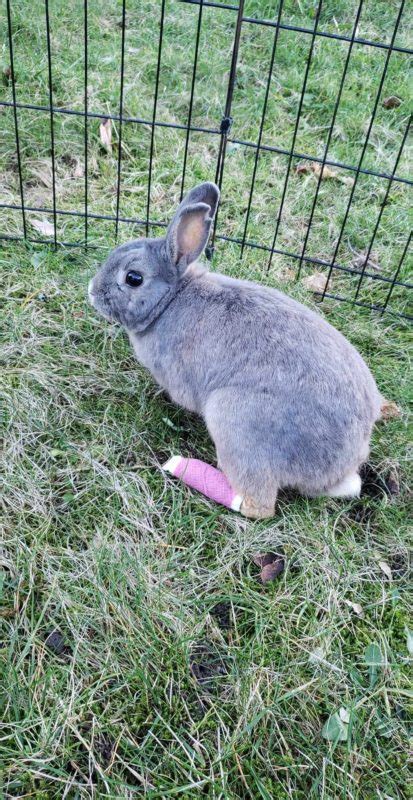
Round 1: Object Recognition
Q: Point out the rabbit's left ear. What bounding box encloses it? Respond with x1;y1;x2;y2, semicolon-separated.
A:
166;182;220;268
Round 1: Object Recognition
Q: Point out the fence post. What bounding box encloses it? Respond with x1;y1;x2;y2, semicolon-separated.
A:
208;0;245;258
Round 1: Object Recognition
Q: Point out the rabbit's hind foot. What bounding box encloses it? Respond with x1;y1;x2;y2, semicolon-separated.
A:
327;472;361;498
240;496;275;520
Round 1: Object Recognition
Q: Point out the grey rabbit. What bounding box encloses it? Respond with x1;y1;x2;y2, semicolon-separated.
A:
89;182;381;518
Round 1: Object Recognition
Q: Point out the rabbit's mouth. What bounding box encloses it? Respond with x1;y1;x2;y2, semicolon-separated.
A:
88;279;116;323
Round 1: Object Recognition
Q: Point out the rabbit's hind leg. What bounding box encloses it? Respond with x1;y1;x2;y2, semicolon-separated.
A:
240;496;275;520
204;390;278;520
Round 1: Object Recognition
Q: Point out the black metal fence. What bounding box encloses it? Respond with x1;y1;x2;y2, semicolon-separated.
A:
1;0;411;318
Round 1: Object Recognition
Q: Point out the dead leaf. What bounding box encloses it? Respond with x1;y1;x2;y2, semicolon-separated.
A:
252;552;285;583
297;161;353;186
303;272;331;294
378;561;392;580
344;599;364;617
350;247;381;272
313;163;337;179
382;96;401;109
99;117;112;154
30;217;55;237
261;559;285;583
380;399;401;420
296;162;312;175
252;552;278;568
311;162;354;187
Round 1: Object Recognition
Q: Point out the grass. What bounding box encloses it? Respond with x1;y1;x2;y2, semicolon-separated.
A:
1;1;412;798
1;242;412;799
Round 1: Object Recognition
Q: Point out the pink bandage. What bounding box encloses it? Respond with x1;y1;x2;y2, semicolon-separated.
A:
163;456;243;511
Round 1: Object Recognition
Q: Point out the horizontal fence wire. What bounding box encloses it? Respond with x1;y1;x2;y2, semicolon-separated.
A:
1;0;411;320
1;199;411;292
0;99;410;186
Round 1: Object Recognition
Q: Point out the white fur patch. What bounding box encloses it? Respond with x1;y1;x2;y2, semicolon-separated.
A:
328;473;361;498
88;279;95;306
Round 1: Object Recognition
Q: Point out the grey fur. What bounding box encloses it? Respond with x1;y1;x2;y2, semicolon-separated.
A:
89;182;381;511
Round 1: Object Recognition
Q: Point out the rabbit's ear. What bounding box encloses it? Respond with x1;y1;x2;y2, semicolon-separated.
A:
166;182;220;268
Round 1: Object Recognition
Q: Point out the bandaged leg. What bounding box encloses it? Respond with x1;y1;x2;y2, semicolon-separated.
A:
163;455;243;511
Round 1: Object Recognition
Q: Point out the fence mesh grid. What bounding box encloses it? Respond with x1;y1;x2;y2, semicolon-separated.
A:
1;0;411;318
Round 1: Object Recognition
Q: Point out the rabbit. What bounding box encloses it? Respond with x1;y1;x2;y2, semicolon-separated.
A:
89;182;382;519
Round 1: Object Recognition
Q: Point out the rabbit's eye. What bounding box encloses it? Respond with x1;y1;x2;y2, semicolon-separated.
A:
125;270;143;287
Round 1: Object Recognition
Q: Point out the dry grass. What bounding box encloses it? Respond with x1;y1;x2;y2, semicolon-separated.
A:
1;241;412;798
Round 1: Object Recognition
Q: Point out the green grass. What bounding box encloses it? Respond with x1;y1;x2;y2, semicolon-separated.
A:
1;243;412;799
1;1;412;797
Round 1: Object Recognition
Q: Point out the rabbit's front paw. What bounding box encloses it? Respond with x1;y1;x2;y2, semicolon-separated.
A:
240;496;275;520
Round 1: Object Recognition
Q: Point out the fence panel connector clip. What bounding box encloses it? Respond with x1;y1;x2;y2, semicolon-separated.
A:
220;116;233;135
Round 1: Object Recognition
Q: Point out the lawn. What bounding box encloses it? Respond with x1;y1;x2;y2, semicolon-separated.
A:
1;1;412;798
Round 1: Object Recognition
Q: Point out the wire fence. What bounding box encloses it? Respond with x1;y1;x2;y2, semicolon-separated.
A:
1;0;412;318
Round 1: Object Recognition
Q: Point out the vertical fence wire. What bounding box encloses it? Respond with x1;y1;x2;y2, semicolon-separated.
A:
210;0;245;251
240;0;284;257
146;0;166;237
115;0;127;240
180;0;204;200
296;0;364;281
319;0;406;300
6;0;26;238
267;0;323;272
353;113;411;303
84;0;88;247
382;231;411;314
44;0;57;248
